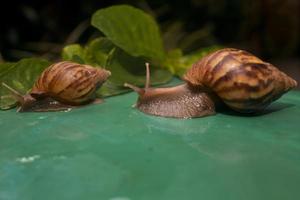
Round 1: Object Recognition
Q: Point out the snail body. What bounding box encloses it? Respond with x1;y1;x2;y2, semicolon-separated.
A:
125;48;297;118
124;63;218;118
125;81;216;118
3;61;111;112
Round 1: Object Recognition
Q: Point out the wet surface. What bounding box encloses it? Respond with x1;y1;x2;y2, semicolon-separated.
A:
0;80;300;200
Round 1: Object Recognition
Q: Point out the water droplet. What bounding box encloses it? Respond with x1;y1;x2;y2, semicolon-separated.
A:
110;197;131;200
63;108;72;112
16;155;40;163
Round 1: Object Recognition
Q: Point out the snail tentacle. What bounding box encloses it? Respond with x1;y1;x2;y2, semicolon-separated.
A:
123;83;144;95
2;82;25;104
145;62;150;89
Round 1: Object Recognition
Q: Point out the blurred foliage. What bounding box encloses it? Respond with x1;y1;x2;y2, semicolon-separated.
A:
0;0;299;61
0;1;299;110
163;45;222;77
62;36;172;97
0;5;175;110
0;4;220;110
63;5;173;98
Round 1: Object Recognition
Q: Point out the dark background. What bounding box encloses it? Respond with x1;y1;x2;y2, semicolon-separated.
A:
0;0;299;82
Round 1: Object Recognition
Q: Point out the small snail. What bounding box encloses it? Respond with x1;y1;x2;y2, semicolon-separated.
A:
2;61;111;112
124;48;297;118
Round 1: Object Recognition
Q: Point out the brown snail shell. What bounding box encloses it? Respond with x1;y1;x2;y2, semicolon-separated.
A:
3;61;111;112
125;48;297;118
184;48;297;113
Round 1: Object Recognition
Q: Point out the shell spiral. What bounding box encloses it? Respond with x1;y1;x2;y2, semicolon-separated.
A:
30;61;111;105
184;48;297;112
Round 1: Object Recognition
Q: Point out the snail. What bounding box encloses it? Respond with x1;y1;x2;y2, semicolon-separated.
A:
124;48;297;118
2;61;111;112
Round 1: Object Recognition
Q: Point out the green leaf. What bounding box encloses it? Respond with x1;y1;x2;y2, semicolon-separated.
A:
91;5;165;61
0;95;17;110
106;48;172;87
163;45;222;77
87;37;115;54
62;38;115;67
97;81;130;97
87;38;172;88
0;62;15;78
162;49;184;75
0;58;50;110
85;37;116;67
62;44;87;64
61;37;172;97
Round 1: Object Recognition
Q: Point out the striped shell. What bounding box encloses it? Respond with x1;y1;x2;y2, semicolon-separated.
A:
184;48;297;113
31;61;111;105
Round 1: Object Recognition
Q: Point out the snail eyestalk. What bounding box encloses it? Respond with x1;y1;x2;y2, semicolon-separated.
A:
1;82;37;112
145;62;150;89
1;82;25;104
123;83;144;95
124;62;151;95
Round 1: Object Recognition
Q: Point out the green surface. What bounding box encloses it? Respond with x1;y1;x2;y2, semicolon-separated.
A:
0;80;300;200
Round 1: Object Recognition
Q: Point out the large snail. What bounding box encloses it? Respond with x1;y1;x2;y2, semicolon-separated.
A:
2;61;111;112
124;48;297;118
